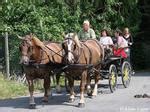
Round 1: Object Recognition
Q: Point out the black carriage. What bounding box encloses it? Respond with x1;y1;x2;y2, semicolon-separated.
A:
100;55;132;93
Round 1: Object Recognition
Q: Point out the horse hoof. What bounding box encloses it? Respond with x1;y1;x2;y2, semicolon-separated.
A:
78;103;85;108
68;98;75;103
87;89;92;96
29;103;36;109
87;92;92;96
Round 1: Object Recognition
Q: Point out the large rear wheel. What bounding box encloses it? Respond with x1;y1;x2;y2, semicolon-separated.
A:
121;61;132;88
109;64;117;93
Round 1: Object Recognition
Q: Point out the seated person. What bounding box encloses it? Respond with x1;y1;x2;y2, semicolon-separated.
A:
123;27;133;61
78;20;96;40
99;29;114;48
113;29;128;58
123;27;133;46
99;29;114;59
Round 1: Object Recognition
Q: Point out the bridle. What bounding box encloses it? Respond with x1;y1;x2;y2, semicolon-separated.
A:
63;37;83;64
63;37;76;53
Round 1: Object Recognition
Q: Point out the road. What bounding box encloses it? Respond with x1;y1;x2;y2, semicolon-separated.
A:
0;72;150;112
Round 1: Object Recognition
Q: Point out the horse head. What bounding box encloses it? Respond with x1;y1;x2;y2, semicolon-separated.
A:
19;33;35;65
62;33;81;64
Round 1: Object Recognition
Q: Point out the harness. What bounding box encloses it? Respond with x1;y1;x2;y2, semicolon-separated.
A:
21;43;64;65
81;43;92;64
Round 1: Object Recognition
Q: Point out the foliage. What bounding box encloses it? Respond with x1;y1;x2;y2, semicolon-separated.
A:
0;0;142;70
132;0;150;69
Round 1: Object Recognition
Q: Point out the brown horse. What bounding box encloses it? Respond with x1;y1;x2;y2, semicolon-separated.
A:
19;34;63;108
62;33;103;107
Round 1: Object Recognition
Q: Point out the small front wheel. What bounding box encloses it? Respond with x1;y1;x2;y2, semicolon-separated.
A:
109;64;118;93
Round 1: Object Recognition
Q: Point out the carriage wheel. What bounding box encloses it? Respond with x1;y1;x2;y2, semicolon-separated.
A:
121;61;132;88
109;64;117;93
65;77;70;93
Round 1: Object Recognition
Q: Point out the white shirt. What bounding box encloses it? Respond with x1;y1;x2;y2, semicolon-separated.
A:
100;36;113;46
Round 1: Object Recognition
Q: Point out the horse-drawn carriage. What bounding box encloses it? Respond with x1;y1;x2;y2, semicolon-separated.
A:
18;33;133;108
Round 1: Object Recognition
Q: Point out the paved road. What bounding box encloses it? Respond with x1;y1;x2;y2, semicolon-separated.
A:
0;72;150;112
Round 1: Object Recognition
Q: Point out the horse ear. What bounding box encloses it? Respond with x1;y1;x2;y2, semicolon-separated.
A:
73;33;81;48
62;32;66;39
29;33;34;39
73;33;77;39
30;33;32;36
17;34;25;40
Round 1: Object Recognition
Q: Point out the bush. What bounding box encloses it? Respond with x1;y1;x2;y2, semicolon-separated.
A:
0;0;141;70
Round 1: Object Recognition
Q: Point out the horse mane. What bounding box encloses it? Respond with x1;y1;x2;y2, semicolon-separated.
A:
72;33;81;48
31;34;45;48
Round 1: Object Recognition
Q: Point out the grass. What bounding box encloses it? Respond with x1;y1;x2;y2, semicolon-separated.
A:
0;73;28;99
0;72;66;99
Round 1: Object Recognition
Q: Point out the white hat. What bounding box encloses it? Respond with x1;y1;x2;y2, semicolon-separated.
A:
83;20;90;26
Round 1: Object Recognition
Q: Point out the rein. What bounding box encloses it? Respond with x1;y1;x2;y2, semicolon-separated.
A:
81;43;92;64
22;44;64;64
45;45;64;58
74;45;83;64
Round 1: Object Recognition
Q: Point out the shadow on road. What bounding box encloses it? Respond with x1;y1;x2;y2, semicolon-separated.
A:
133;72;150;77
0;74;143;110
0;92;69;109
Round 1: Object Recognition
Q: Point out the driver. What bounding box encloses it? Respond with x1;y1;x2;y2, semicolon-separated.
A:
78;20;96;40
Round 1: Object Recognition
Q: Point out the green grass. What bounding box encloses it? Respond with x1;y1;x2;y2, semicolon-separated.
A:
0;72;66;99
0;73;28;99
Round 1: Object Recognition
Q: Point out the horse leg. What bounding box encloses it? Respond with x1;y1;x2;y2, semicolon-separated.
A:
86;74;92;96
56;74;61;93
42;77;50;103
67;76;75;103
27;78;36;109
78;71;87;108
92;72;99;96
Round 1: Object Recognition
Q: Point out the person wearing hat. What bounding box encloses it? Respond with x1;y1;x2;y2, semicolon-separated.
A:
78;20;96;40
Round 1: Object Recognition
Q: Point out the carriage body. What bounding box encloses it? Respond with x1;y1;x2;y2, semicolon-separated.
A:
100;49;133;92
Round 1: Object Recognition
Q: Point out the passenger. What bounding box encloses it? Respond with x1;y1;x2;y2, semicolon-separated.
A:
114;29;128;48
123;27;133;61
123;27;133;46
78;20;96;40
99;29;114;59
113;29;128;58
99;29;114;49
